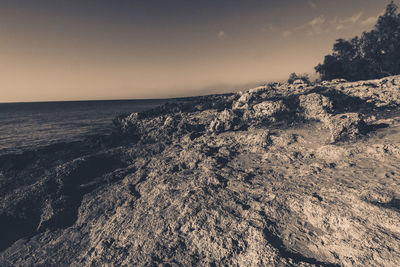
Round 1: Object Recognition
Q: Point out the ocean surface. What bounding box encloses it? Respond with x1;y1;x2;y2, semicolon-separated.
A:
0;99;169;155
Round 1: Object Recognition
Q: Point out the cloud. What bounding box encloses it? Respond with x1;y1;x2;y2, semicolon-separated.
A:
308;1;317;9
262;23;275;32
330;12;362;31
217;30;226;40
282;30;292;38
281;15;327;37
295;15;326;36
332;11;382;30
359;10;385;27
345;12;363;24
282;8;383;38
308;15;326;26
336;24;345;31
360;16;378;26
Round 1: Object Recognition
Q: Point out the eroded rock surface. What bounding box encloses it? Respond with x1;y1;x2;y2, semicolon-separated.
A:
326;113;369;143
1;76;400;266
298;93;333;121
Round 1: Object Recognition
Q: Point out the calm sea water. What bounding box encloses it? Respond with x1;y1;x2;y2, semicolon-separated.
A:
0;99;168;155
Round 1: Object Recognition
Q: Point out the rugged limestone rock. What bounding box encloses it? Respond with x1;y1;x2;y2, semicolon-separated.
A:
326;113;368;143
322;75;400;108
298;93;333;121
232;86;273;110
242;100;289;126
253;100;288;121
208;109;243;133
1;75;400;266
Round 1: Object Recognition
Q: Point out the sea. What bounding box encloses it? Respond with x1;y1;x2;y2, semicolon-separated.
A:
0;99;169;156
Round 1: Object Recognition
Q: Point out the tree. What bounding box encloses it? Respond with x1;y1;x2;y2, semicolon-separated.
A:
373;0;400;76
315;1;400;81
315;55;344;81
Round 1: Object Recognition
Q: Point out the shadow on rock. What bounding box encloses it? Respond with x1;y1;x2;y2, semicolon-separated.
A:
370;198;400;212
0;154;128;252
260;212;340;267
312;87;376;113
0;205;41;251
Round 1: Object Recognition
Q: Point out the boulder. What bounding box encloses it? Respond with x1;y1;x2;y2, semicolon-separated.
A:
326;113;368;142
243;100;288;125
298;93;333;121
253;100;286;118
232;86;275;110
232;92;253;110
113;112;139;135
208;110;243;134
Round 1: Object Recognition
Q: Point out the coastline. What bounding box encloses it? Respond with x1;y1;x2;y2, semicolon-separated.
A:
1;76;400;266
0;99;171;156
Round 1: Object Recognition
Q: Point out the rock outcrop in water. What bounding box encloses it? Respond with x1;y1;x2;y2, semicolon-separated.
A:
1;76;400;266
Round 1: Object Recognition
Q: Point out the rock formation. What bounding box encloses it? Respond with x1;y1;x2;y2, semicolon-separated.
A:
1;76;400;266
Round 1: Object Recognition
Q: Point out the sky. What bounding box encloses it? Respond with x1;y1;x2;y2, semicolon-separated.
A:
0;0;394;102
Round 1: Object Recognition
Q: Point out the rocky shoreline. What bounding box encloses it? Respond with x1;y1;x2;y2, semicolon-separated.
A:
1;76;400;266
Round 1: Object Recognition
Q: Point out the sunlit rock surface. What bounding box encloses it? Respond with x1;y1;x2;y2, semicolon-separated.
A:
1;76;400;266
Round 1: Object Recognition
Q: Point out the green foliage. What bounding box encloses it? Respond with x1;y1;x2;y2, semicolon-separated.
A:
315;1;400;81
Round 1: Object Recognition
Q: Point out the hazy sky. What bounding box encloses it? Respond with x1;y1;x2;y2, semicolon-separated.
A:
0;0;393;102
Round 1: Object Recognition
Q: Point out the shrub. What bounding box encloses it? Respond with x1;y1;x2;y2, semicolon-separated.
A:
287;72;311;84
